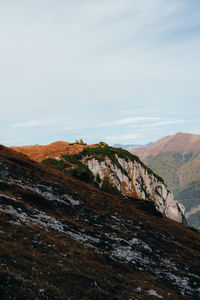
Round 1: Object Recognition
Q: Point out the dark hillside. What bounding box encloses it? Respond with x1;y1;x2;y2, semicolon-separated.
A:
0;145;200;299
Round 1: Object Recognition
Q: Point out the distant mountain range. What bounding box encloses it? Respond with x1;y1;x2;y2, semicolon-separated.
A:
132;132;200;229
113;142;153;151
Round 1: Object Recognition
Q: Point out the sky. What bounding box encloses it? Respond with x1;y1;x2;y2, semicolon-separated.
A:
1;0;200;146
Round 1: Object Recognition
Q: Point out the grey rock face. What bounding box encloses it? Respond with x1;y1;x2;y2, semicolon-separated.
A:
0;162;8;180
85;155;186;224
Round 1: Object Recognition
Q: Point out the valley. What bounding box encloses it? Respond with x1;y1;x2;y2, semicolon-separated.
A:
132;132;200;229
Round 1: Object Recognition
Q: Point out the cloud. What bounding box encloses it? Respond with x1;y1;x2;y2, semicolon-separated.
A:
115;117;161;125
12;120;49;129
1;1;200;145
104;133;142;143
62;117;162;131
1;138;24;145
100;117;162;127
150;119;188;127
101;118;191;144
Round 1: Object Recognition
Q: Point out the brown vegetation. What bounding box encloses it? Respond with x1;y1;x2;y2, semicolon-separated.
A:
10;141;98;162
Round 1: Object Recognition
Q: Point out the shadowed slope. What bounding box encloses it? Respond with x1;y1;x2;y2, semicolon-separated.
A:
0;144;199;299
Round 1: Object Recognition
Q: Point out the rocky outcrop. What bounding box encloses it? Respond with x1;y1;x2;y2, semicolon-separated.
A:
0;162;8;180
9;141;186;224
85;155;186;224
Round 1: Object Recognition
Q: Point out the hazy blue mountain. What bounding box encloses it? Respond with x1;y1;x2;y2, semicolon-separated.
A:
113;142;153;151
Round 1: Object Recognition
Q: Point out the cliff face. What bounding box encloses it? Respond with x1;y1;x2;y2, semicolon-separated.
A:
85;155;185;224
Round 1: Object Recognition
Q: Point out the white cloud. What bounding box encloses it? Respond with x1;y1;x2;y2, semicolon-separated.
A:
62;117;162;131
1;1;200;145
100;117;162;127
104;133;142;143
12;120;49;129
115;117;161;125
150;119;188;127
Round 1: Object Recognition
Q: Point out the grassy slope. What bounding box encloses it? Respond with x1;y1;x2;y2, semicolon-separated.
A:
187;211;200;229
174;181;200;209
145;152;183;191
182;152;200;185
144;151;200;228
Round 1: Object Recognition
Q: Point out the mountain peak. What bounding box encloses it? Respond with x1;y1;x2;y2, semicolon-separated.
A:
132;132;200;159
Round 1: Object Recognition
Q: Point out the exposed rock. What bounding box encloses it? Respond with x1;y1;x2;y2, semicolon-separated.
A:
10;142;186;224
0;162;8;180
85;155;186;224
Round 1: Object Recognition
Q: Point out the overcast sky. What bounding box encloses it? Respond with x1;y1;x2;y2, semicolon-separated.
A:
1;0;200;146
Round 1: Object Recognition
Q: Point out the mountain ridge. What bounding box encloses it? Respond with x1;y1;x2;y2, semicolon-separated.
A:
10;142;185;223
10;141;98;162
113;142;153;151
132;132;200;159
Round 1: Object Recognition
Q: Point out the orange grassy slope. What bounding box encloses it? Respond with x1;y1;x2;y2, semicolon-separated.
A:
11;141;98;162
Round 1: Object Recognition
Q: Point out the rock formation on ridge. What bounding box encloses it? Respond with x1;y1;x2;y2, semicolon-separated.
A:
11;142;186;223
